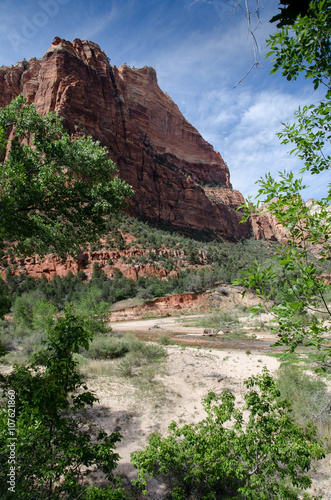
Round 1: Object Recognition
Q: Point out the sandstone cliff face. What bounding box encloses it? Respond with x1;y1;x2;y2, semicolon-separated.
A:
3;249;176;281
0;37;251;240
1;232;193;281
250;211;288;243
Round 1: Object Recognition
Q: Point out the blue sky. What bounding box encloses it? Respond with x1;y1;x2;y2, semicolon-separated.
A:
0;0;329;201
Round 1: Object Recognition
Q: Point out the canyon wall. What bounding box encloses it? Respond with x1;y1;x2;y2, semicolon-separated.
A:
0;37;251;240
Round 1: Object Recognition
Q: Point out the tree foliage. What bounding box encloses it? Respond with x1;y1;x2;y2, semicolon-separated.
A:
267;0;331;90
132;369;324;499
0;95;133;257
236;0;331;370
236;171;331;369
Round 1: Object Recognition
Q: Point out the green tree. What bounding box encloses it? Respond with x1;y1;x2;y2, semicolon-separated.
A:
0;310;125;499
236;0;331;370
11;292;57;331
267;0;331;92
0;94;133;257
131;369;324;499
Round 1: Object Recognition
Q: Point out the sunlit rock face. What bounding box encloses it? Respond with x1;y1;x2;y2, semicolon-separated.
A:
0;37;252;239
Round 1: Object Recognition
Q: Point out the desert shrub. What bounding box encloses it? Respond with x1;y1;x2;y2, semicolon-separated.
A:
81;334;129;360
219;311;239;323
115;338;166;378
159;335;173;345
19;331;45;357
0;320;32;351
116;350;165;379
127;337;166;361
116;356;136;377
197;311;239;330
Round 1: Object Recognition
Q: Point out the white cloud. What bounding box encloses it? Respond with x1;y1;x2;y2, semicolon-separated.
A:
188;85;329;201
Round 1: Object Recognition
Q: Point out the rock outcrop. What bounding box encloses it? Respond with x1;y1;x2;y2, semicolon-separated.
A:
250;198;331;243
2;243;182;281
0;37;251;240
250;210;288;243
109;292;208;321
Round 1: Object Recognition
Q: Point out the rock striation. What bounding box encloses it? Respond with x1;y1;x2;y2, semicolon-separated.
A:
0;37;251;240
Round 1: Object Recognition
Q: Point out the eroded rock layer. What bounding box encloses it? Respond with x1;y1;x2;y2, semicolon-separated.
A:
0;37;251;239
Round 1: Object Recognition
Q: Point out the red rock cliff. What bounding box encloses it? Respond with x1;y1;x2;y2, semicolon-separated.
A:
0;37;251;239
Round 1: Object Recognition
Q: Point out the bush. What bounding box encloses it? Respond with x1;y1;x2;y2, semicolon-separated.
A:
11;293;57;331
159;335;173;345
116;356;136;377
114;338;166;378
196;311;239;330
0;320;32;351
127;337;166;361
82;334;129;360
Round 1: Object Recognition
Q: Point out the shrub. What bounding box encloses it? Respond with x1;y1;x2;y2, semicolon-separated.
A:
82;334;129;360
159;335;173;345
0;320;32;351
115;338;166;378
116;357;136;377
11;293;57;331
127;337;166;361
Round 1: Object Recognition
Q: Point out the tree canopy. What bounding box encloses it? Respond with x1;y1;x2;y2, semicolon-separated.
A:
0;95;133;257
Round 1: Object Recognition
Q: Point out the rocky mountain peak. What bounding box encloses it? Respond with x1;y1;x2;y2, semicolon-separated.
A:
0;37;252;239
